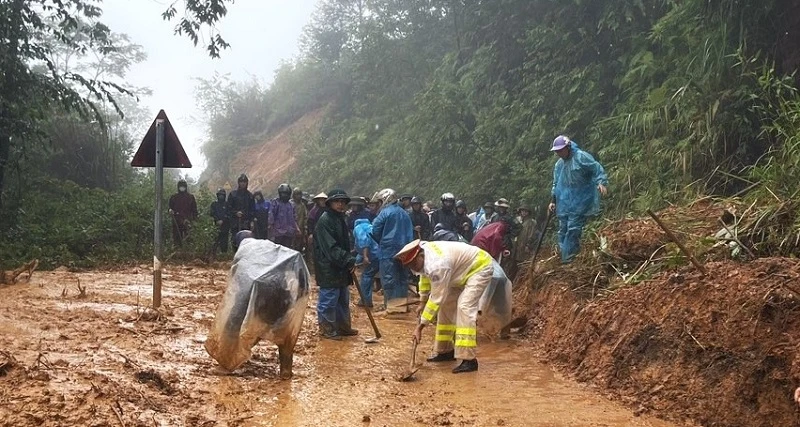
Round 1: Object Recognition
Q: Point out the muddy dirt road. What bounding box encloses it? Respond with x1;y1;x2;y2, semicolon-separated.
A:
0;266;674;426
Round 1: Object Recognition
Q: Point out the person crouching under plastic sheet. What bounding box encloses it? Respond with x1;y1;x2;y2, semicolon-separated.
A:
398;239;495;374
313;189;359;340
548;135;608;264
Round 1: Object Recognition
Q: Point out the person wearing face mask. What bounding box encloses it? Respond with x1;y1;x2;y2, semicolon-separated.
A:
269;183;300;248
396;239;495;374
252;191;271;240
227;174;255;250
168;179;198;247
210;188;229;255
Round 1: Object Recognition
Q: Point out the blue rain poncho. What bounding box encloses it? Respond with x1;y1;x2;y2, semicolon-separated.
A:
371;202;414;260
551;142;608;217
353;218;380;262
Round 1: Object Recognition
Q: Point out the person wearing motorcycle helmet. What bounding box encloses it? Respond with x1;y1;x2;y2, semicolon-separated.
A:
430;192;458;233
371;188;414;314
210;188;229;254
399;194;413;211
409;196;431;240
454;200;473;242
168;178;198;247
270;183;300;247
227;173;255;250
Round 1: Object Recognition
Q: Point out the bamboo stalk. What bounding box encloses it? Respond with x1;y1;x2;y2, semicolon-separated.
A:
646;209;707;276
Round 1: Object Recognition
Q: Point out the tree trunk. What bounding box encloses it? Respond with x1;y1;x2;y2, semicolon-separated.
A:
0;0;26;210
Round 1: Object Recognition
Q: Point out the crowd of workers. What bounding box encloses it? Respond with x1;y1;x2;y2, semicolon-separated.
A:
168;135;608;374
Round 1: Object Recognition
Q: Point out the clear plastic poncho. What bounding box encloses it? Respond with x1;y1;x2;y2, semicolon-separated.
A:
477;260;513;335
205;239;310;371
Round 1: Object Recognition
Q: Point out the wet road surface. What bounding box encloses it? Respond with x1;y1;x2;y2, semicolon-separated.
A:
0;266;675;426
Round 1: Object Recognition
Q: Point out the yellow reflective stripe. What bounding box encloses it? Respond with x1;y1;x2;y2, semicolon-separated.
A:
421;300;439;322
419;276;431;293
455;327;478;347
460;250;492;286
435;324;455;342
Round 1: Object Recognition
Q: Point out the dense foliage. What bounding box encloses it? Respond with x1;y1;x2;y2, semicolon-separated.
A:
0;0;235;268
199;0;800;215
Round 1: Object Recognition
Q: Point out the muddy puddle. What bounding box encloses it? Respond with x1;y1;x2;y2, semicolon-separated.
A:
0;266;676;426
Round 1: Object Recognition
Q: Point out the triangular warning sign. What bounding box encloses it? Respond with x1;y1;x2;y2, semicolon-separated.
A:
131;110;192;168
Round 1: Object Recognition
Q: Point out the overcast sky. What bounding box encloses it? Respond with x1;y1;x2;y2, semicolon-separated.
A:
101;0;319;178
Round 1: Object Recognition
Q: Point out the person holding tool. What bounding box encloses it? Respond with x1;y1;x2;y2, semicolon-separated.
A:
396;239;495;374
313;189;359;340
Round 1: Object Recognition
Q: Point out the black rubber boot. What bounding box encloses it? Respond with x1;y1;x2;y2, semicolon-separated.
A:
338;328;359;336
426;350;456;362
452;359;478;374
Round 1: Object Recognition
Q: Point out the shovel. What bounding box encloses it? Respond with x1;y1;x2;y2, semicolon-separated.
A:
350;271;382;344
397;339;419;381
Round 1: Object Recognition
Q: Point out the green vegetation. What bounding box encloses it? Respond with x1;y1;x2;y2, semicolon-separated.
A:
200;0;800;215
6;0;800;268
0;1;234;268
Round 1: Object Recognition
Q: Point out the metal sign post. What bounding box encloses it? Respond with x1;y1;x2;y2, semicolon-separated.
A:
131;110;192;310
153;119;165;308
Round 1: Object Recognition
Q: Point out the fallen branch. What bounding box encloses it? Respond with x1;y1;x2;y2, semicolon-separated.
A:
1;259;39;285
647;209;707;276
111;401;126;427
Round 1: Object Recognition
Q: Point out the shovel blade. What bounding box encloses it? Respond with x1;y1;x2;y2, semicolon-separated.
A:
397;367;420;382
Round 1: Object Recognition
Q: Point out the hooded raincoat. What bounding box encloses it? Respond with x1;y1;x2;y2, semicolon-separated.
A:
551;142;608;263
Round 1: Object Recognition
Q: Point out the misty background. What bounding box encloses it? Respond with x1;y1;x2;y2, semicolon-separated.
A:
102;0;317;178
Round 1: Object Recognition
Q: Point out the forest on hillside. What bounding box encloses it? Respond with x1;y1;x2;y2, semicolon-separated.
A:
199;0;800;215
5;0;800;268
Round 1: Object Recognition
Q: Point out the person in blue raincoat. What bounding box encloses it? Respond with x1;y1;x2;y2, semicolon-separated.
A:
353;218;381;309
548;135;608;264
371;188;414;314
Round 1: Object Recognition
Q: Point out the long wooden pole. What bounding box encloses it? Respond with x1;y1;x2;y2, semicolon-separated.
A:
646;209;707;275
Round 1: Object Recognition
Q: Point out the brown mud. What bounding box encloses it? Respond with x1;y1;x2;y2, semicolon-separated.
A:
0;266;671;426
519;203;800;427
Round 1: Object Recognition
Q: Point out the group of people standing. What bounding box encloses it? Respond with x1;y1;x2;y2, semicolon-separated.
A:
307;135;609;375
170;135;607;374
208;174;309;254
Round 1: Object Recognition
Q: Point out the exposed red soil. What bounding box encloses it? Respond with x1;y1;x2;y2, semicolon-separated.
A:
518;201;800;426
206;108;327;194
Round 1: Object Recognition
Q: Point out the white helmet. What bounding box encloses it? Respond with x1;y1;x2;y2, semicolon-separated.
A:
440;192;455;202
371;188;398;207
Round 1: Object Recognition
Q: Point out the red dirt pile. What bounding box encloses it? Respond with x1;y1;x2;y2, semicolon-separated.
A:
519;201;800;426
